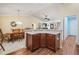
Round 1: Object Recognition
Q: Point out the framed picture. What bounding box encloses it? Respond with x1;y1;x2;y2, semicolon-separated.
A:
42;23;48;29
50;24;54;29
11;21;17;27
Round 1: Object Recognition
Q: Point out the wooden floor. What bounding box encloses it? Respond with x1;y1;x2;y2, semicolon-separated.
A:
7;36;78;55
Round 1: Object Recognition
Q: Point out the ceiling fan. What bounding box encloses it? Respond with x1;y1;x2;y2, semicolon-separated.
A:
41;15;50;21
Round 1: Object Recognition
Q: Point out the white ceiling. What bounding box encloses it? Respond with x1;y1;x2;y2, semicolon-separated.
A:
0;3;67;16
0;3;50;16
0;3;79;20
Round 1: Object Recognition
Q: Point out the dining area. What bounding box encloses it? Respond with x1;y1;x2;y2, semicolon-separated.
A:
6;29;24;42
0;28;25;50
0;28;26;55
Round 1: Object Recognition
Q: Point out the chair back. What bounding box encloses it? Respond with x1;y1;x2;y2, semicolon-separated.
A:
0;29;4;43
12;29;23;33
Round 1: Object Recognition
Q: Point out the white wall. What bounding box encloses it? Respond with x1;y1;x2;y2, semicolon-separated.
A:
0;16;40;33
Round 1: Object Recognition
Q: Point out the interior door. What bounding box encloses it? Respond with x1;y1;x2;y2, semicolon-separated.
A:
69;18;77;35
64;16;77;39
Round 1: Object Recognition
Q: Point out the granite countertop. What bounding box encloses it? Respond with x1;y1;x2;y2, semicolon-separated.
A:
26;30;61;35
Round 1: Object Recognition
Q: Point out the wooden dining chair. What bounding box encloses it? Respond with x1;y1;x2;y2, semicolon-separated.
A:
0;29;5;51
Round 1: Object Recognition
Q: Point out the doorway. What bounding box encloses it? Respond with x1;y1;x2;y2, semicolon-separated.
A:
64;15;78;40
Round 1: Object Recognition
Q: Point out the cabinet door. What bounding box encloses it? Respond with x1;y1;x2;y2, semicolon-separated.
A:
32;34;40;50
47;34;55;50
40;33;46;47
55;34;60;50
26;34;32;50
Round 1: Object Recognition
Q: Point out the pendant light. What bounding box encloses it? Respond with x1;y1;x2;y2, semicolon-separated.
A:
16;9;23;25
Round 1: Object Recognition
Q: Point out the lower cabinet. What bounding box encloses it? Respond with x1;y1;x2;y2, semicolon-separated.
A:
26;33;60;52
26;33;40;51
46;34;60;52
40;33;47;48
32;34;40;50
47;34;55;50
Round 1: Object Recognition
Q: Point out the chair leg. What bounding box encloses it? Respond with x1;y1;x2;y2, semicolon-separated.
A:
0;44;5;51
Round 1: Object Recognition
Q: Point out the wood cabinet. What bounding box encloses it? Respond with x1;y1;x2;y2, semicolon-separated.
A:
47;34;55;50
46;34;60;52
32;34;40;50
26;33;60;52
26;33;40;51
40;33;47;48
55;34;60;50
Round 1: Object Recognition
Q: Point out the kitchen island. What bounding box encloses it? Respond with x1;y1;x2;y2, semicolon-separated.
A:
26;30;61;52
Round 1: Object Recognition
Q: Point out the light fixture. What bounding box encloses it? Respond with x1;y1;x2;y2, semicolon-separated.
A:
17;9;20;17
16;9;23;25
41;15;50;21
44;15;50;20
10;9;23;27
16;21;23;25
